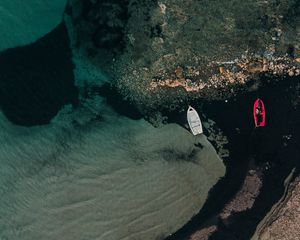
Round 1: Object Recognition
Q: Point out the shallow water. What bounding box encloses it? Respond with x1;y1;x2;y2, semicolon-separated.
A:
0;109;225;240
0;0;67;51
0;19;225;240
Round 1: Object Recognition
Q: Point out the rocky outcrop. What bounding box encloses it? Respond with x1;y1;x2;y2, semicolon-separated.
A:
186;166;264;240
252;174;300;240
66;0;130;63
67;0;300;114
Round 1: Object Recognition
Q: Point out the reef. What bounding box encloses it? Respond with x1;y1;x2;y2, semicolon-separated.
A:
68;0;300;115
64;1;300;239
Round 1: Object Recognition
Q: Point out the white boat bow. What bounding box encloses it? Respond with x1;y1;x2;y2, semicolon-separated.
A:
187;106;203;135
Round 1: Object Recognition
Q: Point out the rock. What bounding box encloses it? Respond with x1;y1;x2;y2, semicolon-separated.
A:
288;70;294;77
67;0;300;114
252;175;300;240
219;67;225;74
175;67;184;78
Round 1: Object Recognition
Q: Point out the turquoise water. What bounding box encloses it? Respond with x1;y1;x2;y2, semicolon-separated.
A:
0;22;225;240
0;0;67;51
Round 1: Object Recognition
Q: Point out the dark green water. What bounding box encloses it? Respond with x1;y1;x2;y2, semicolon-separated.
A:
0;15;225;240
0;1;299;239
165;76;300;240
0;23;78;126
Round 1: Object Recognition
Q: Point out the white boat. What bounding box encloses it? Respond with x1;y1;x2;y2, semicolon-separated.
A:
187;106;203;135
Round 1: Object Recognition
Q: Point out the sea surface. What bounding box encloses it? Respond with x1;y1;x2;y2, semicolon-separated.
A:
2;3;298;239
166;76;300;240
0;20;225;240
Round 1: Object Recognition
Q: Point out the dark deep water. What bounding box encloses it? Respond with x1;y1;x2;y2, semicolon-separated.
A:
0;15;299;239
0;23;78;126
165;76;300;240
80;66;299;240
95;83;143;120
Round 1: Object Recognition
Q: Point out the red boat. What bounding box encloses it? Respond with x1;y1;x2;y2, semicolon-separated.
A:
253;98;266;127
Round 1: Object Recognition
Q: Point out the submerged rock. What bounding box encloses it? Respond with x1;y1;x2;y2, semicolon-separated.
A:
67;0;300;113
0;15;226;238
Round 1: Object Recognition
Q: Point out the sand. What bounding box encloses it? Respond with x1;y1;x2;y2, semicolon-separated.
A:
0;107;225;240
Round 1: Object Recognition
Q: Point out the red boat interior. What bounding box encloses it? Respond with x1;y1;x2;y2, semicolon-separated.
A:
253;98;266;127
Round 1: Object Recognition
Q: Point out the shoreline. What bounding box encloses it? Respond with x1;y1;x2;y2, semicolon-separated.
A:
251;168;297;240
164;75;300;240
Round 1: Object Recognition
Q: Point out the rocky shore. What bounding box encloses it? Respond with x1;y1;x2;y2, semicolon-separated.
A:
252;175;300;240
0;1;299;240
187;167;263;240
64;1;300;239
67;0;300;115
165;74;299;240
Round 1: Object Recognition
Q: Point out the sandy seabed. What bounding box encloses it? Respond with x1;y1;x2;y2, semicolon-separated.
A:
0;106;225;240
0;9;226;238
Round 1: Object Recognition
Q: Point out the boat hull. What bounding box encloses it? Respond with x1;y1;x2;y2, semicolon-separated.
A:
253;98;266;127
187;106;203;135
